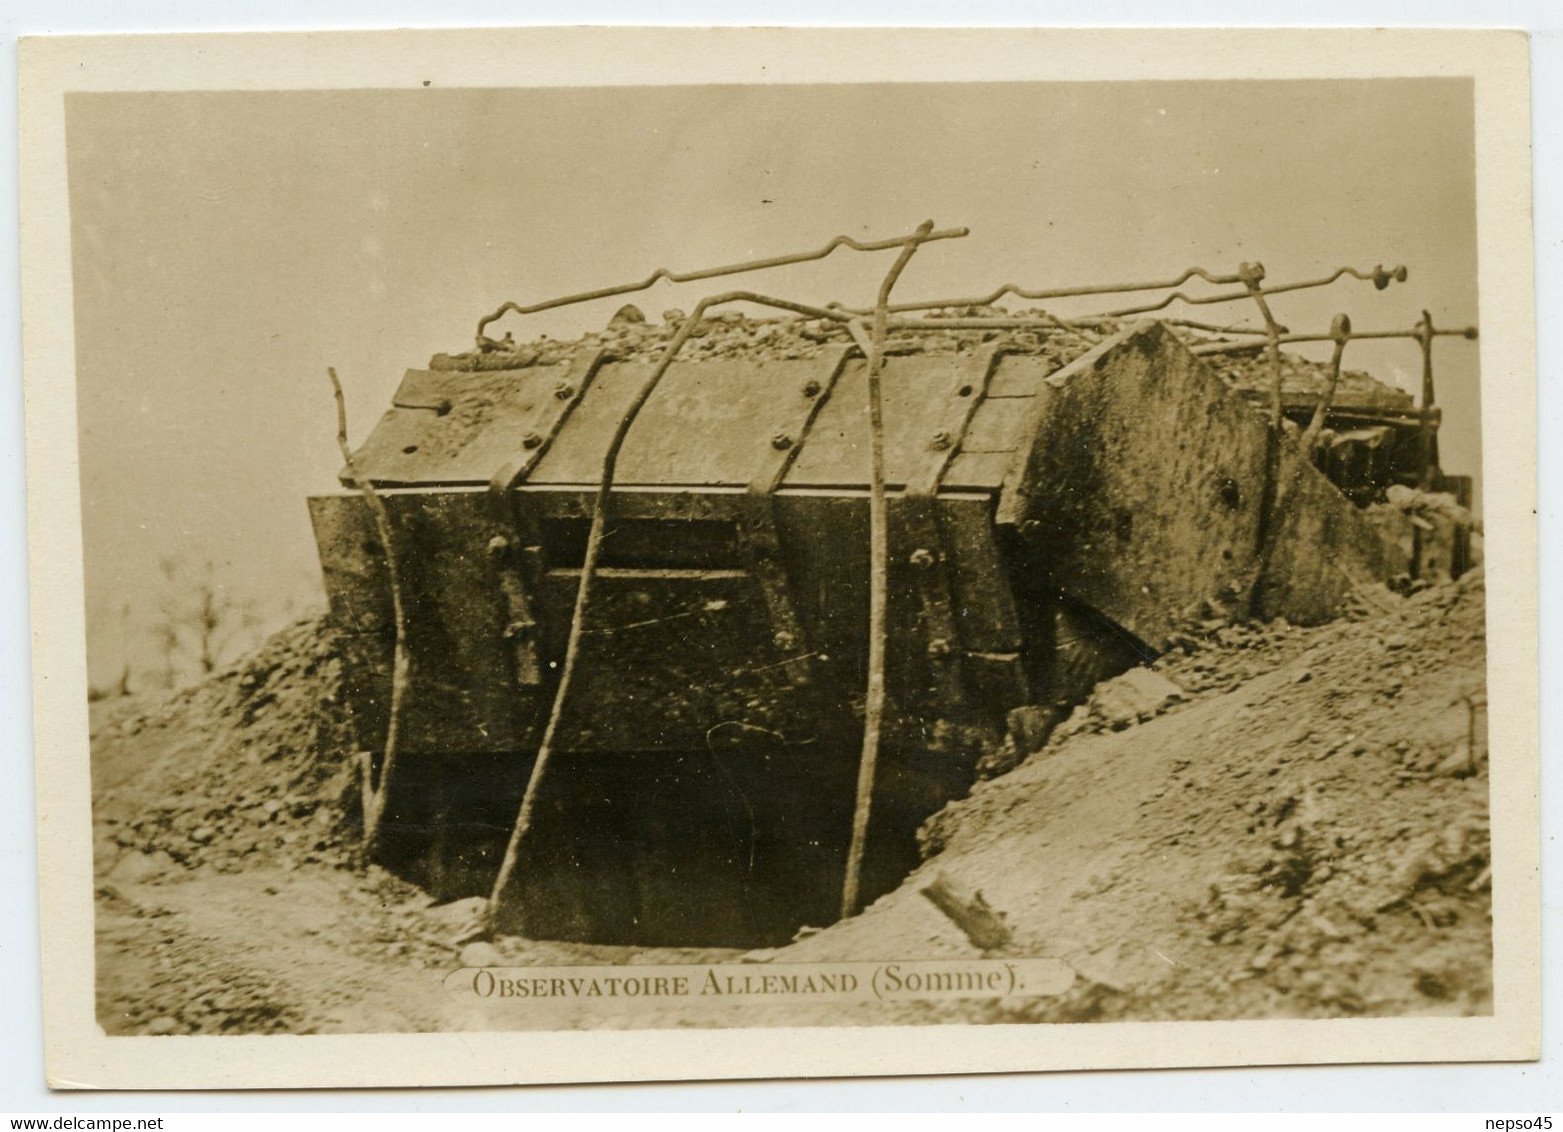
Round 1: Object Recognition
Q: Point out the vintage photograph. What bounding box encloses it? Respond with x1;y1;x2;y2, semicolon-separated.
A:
20;27;1538;1088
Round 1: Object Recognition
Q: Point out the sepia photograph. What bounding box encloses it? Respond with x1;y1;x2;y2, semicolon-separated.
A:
18;26;1539;1089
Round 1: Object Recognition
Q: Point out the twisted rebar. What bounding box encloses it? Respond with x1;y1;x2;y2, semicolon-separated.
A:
475;226;968;342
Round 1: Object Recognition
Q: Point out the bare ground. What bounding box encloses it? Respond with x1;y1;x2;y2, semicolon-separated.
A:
91;571;1490;1033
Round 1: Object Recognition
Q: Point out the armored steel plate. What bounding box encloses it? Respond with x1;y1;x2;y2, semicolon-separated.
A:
1000;323;1272;650
528;357;843;487
346;364;579;486
783;355;1011;492
308;489;534;754
534;566;821;752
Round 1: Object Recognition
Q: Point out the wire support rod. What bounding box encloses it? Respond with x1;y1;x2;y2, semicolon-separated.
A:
840;220;937;922
327;366;409;859
474;225;968;342
483;279;934;935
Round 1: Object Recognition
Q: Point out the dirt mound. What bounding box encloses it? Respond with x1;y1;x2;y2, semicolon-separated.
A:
772;570;1490;1024
91;614;360;885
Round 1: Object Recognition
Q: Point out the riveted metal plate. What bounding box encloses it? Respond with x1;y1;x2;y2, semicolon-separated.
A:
529;355;855;487
783;350;1010;492
345;363;577;486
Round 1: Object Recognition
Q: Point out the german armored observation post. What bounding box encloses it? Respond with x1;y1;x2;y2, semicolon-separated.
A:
310;229;1474;946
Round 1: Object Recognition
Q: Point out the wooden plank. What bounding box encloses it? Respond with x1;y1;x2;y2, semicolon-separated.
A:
964;652;1031;714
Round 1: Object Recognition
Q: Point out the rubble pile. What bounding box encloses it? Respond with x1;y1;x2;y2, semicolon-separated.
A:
91;615;359;886
1195;343;1414;410
431;304;1111;371
781;569;1489;1024
431;306;1414;435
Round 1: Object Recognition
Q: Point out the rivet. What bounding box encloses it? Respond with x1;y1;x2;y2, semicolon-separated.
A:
773;630;796;650
802;380;822;397
909;548;935;569
486;535;511;558
522;431;543;450
771;433;794;451
927;637;954;659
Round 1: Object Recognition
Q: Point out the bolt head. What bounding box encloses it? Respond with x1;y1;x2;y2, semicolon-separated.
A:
802;380;822;397
554;382;576;400
927;637;954;660
521;432;543;449
773;630;796;650
486;535;511;557
771;433;794;451
929;430;952;451
909;548;936;570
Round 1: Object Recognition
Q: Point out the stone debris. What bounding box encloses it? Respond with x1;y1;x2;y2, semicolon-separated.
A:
91;615;359;884
1197;347;1412;411
833;568;1491;1027
432;305;1112;372
430;303;1413;421
1052;667;1187;740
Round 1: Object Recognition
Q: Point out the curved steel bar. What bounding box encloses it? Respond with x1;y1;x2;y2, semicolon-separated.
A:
1302;313;1354;452
841;221;937;922
857;264;1246;315
1097;264;1408;319
1191;324;1478;354
474;225;969;341
1163;317;1275;336
327;367;409;860
884;314;1084;332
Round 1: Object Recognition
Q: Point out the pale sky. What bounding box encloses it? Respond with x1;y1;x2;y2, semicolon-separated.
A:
65;79;1479;686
